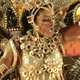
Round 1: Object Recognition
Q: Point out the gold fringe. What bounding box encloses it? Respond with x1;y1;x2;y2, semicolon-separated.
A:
49;73;52;80
36;75;39;80
33;76;36;80
26;77;29;80
30;78;33;80
42;72;45;80
52;73;56;80
56;72;61;80
60;72;64;80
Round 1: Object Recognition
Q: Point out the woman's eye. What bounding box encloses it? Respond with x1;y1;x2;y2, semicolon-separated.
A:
42;19;49;22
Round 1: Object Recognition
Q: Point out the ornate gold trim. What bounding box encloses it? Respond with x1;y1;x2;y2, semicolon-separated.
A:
1;12;7;29
1;5;23;31
6;6;20;31
73;4;80;23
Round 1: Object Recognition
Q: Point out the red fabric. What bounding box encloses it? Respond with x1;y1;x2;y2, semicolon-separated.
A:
64;39;80;56
63;23;80;56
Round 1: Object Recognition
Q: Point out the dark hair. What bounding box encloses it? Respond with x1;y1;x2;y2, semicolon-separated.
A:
21;5;50;35
21;10;32;35
0;26;11;41
34;8;45;23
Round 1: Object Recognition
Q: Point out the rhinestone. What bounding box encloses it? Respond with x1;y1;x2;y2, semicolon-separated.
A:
53;68;58;73
20;44;25;49
36;70;41;74
41;65;47;71
29;72;34;77
34;38;37;41
38;54;44;58
22;71;27;77
47;67;53;73
29;51;34;55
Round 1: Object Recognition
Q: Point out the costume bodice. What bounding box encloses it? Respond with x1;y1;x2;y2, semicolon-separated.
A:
18;31;64;80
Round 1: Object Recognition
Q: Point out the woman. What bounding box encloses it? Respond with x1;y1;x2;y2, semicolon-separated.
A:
0;0;65;80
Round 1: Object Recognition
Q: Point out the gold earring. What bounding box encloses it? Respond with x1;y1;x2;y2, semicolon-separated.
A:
35;26;39;31
33;26;39;39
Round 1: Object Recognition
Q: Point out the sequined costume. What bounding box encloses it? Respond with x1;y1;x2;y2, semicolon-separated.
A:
0;30;64;80
0;19;65;80
6;30;64;80
0;22;65;80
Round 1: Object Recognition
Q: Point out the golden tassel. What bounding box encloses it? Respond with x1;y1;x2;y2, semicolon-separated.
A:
49;73;52;80
36;75;39;80
30;78;33;80
33;75;36;80
60;72;64;80
26;77;29;80
56;72;61;80
42;72;45;80
52;73;56;80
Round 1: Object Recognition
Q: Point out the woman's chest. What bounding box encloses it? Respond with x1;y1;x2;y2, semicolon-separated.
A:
19;37;62;71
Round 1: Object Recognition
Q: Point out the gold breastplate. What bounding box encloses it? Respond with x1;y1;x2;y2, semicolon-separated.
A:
18;31;64;80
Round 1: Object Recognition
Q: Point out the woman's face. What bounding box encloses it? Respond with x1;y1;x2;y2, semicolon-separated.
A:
35;8;55;37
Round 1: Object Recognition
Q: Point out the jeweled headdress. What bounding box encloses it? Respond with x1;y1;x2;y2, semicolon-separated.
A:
64;0;80;26
24;0;54;24
73;3;80;24
23;0;69;29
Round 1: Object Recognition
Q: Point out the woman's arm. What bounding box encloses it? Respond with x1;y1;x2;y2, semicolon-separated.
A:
0;39;18;79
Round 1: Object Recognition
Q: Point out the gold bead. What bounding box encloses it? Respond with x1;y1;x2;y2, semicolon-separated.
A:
29;51;34;55
53;67;58;73
35;70;41;75
35;26;39;31
38;54;44;58
20;44;25;49
34;38;37;41
29;72;34;77
22;71;27;77
47;67;53;73
41;64;47;71
59;10;63;15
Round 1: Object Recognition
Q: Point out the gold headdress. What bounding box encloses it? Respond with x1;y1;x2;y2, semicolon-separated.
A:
23;0;70;31
73;3;80;23
64;0;80;26
22;0;55;38
24;0;73;27
25;0;54;24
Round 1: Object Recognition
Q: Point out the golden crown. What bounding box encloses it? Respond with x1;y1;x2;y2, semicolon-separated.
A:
24;0;53;10
25;0;54;24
